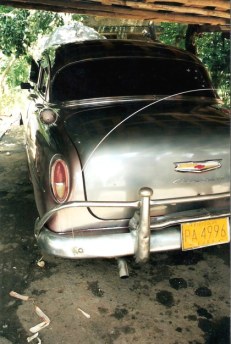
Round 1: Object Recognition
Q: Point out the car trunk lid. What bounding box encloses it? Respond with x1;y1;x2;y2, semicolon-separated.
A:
64;98;230;220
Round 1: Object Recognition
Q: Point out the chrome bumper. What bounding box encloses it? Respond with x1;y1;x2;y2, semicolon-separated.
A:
37;226;181;258
35;188;230;261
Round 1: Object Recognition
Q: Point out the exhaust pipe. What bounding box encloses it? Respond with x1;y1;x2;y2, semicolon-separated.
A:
117;258;129;278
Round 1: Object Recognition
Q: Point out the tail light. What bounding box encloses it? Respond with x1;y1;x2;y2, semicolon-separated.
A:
50;158;70;203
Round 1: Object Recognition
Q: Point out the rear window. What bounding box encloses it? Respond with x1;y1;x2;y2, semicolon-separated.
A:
51;57;214;101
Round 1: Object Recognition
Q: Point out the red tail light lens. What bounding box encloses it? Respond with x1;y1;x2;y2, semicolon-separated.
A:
50;159;70;203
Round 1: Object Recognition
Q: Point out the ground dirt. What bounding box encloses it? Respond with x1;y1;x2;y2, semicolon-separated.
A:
0;125;230;344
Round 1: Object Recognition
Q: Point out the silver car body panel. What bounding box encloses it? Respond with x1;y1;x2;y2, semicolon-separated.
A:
22;38;230;260
64;99;230;221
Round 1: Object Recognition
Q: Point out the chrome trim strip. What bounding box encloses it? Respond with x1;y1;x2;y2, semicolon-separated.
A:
128;208;230;232
35;192;230;236
35;200;139;236
149;192;230;206
37;227;181;259
150;208;230;230
57;95;219;108
59;95;160;107
150;211;230;229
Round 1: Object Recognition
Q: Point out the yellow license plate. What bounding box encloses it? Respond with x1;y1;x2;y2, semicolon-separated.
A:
181;217;230;251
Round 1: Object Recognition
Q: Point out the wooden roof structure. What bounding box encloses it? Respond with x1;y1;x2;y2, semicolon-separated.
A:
0;0;230;26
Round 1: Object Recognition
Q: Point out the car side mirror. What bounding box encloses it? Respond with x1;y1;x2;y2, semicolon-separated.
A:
21;82;34;90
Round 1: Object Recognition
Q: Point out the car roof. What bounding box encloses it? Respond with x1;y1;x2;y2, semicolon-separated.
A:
49;39;201;75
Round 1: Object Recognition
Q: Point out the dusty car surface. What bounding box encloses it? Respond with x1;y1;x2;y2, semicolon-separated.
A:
22;23;230;273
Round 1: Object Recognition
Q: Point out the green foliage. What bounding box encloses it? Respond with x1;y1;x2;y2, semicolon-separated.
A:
0;7;64;114
159;23;230;105
195;32;230;105
0;8;30;57
0;8;64;58
159;23;187;49
196;33;229;76
72;14;88;22
26;11;64;46
5;56;30;88
0;7;65;91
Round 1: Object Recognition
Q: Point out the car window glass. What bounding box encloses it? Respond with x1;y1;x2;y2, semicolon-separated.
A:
51;58;214;102
38;67;49;97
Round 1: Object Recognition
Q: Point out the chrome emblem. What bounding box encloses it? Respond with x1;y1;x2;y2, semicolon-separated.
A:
174;160;222;173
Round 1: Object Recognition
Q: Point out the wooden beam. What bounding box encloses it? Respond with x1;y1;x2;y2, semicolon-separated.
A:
145;0;229;10
196;24;230;32
98;0;229;19
0;0;229;24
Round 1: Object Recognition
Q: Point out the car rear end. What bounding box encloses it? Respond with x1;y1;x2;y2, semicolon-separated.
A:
35;40;230;261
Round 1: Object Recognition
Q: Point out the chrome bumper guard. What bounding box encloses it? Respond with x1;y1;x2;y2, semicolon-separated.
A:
35;189;230;262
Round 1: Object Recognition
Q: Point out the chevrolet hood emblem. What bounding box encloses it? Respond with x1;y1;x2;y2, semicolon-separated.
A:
174;160;222;173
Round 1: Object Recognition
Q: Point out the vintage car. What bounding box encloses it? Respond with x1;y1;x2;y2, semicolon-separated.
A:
22;23;230;276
